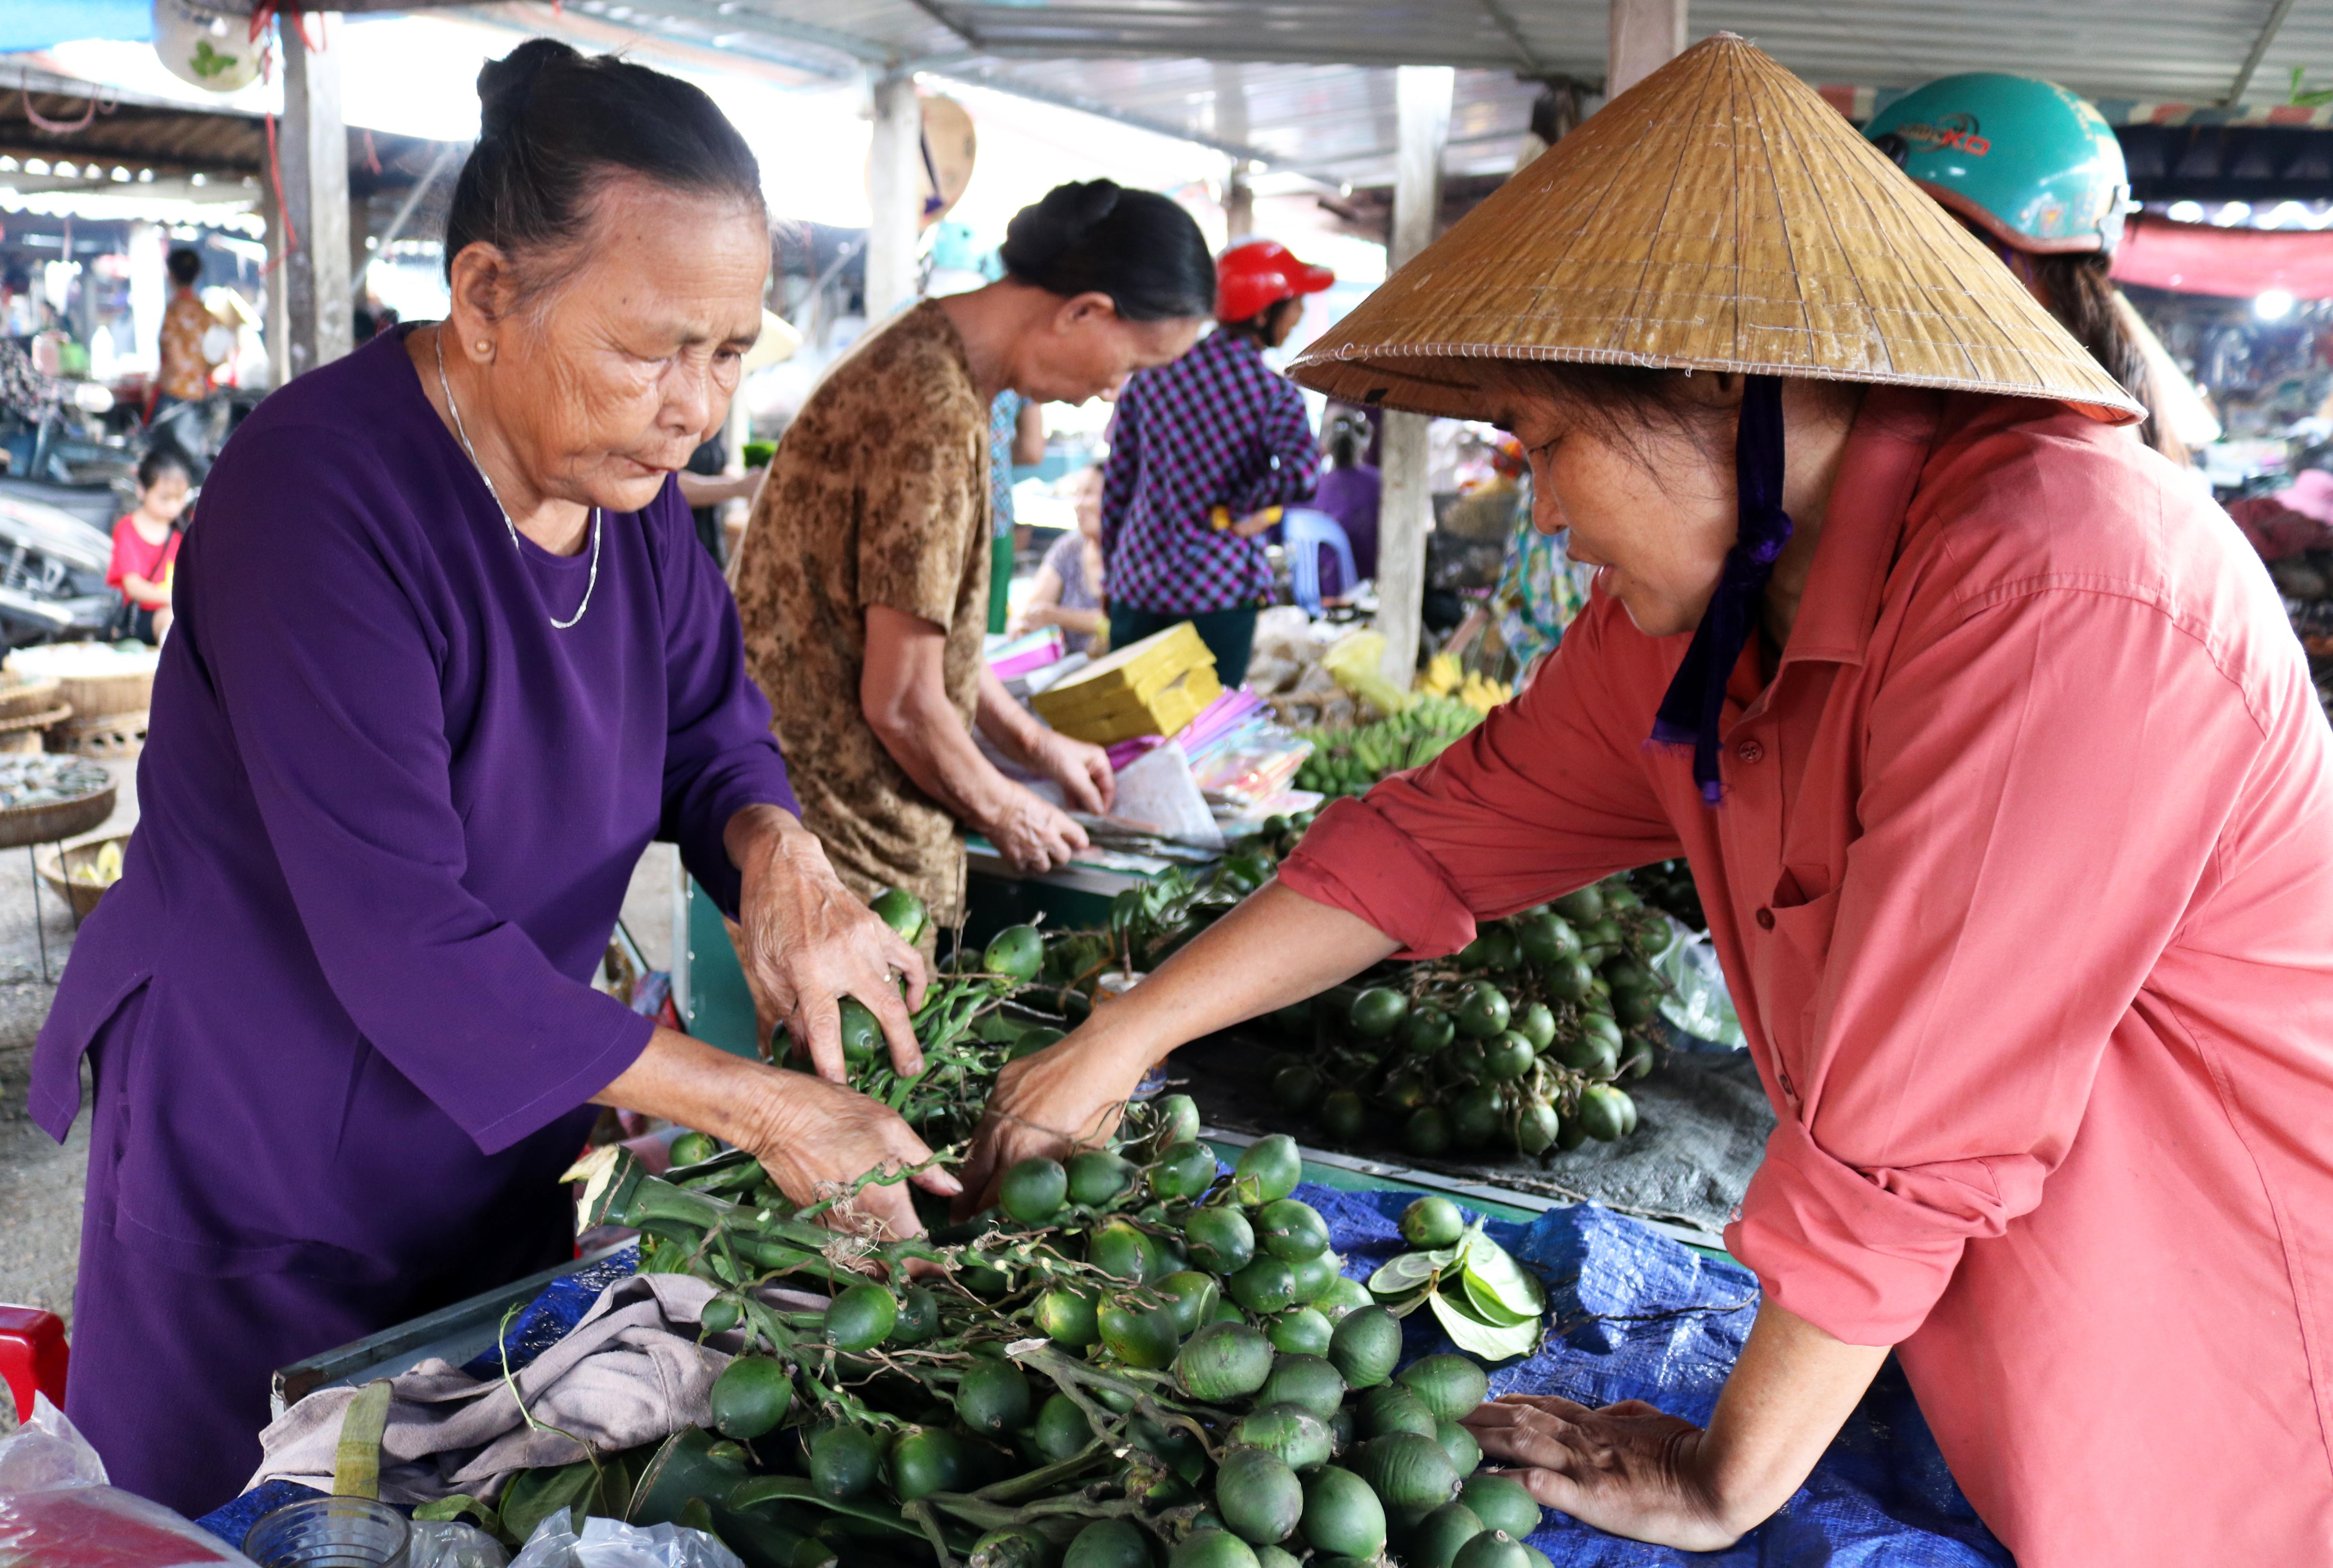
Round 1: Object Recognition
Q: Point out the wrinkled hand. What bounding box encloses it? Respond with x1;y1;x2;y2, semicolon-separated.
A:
744;1068;958;1240
954;1025;1150;1218
1465;1396;1739;1551
732;813;927;1082
985;786;1089;874
1026;728;1115;815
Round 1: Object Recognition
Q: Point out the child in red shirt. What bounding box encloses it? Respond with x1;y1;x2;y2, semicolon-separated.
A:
109;450;188;643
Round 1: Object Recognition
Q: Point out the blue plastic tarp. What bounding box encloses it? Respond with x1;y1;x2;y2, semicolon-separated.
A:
1300;1184;2010;1567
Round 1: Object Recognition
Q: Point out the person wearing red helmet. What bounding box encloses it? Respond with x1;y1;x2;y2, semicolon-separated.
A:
1099;237;1335;684
1216;238;1335;340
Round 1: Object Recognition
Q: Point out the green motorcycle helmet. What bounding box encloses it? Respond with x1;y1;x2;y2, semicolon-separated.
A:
1865;73;2130;255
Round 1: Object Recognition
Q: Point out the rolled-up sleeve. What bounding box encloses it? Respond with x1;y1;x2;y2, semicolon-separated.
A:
652;488;796;917
201;432;652;1155
1279;598;1681;955
1727;585;2258;1344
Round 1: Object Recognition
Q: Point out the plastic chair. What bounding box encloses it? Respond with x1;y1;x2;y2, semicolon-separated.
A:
1281;508;1358;617
0;1304;67;1421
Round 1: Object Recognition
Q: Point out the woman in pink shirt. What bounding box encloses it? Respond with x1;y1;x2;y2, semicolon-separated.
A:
959;38;2333;1566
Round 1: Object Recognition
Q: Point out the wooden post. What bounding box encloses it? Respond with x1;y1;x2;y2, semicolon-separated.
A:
862;74;922;321
1375;65;1453;691
261;179;288;390
1608;0;1687;100
279;12;351;380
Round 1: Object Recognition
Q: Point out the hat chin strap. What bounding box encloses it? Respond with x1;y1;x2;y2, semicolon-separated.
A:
1649;374;1794;805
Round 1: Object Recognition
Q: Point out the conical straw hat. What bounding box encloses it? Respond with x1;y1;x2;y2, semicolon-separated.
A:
1287;33;2142;425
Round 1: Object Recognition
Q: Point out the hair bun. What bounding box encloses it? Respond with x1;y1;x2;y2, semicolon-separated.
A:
1064;179;1122;230
476;38;579;139
993;179;1212;320
1003;179;1123;272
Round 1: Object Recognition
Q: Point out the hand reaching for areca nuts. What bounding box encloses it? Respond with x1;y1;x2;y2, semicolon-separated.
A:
725;804;927;1081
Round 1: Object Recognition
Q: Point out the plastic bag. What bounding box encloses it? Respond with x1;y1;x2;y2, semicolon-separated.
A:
412;1517;511;1568
509;1507;745;1568
0;1394;259;1566
1653;921;1746;1050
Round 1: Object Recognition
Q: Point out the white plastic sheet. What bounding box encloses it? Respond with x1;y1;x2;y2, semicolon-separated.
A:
509;1508;745;1568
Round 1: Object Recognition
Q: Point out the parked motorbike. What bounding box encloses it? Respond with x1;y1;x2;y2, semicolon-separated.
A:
0;490;121;648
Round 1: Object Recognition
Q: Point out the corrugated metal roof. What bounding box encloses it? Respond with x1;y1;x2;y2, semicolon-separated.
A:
577;0;2330;98
330;1;2333;183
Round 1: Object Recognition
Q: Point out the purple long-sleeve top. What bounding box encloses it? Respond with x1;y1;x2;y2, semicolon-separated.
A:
27;327;795;1281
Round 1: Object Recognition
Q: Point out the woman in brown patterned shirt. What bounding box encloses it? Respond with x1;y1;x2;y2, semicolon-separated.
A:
734;181;1213;929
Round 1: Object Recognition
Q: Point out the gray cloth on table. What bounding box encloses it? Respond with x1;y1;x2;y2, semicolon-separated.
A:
248;1272;728;1505
1510;1051;1774;1232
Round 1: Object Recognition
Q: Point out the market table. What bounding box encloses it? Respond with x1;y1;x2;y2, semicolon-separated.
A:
205;1152;2010;1566
675;868;1766;1238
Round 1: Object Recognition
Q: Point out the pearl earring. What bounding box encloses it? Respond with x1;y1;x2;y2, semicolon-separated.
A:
476;341;490;354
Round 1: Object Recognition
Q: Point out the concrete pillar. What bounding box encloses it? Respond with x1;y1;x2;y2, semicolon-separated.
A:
862;74;922;321
1216;63;1255;243
279;12;351;379
1375;65;1454;691
125;223;164;368
1608;0;1687;100
1224;167;1254;241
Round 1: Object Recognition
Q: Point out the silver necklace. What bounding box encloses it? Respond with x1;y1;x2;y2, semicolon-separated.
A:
434;329;600;629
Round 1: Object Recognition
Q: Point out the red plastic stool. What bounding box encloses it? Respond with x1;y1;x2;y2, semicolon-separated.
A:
0;1305;68;1422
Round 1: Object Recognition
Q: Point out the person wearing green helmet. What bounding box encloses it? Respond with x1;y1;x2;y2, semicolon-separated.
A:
1867;73;2168;453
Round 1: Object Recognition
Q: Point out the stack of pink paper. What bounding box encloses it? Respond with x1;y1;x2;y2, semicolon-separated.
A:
988;627;1065;681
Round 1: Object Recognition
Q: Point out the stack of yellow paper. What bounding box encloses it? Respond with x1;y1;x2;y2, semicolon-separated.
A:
1031;622;1221;743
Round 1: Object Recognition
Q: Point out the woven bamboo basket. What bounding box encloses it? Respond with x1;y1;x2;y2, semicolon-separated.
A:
51;668;153;721
0;703;70;738
48;709;145;762
0;702;72;758
0;676;61;722
5;646;159;722
35;833;129;920
0;782;116;851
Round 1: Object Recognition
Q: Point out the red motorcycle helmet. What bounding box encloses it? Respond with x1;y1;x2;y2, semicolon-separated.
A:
1216;238;1335;324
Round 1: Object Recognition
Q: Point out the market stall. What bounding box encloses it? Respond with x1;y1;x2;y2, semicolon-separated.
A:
135;1131;2005;1568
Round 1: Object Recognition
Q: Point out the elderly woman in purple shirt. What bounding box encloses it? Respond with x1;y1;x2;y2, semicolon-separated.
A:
26;43;948;1518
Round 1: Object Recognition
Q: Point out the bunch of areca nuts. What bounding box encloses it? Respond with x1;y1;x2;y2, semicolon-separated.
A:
1265;878;1671;1162
574;1102;1552;1568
